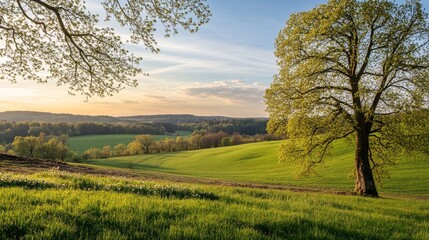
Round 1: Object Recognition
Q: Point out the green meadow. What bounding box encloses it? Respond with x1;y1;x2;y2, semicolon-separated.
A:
2;0;429;238
86;140;429;196
2;135;429;239
0;171;428;239
68;131;192;153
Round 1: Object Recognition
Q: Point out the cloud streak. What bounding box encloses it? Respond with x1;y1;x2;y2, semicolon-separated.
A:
182;80;266;104
138;37;277;82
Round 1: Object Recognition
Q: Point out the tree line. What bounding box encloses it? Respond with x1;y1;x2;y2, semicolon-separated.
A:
81;131;282;160
0;133;79;162
179;119;268;136
0;130;282;162
0;122;166;143
0;119;269;144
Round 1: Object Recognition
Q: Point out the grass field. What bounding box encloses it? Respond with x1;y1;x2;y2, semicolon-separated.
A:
85;140;429;196
1;171;428;239
68;131;192;153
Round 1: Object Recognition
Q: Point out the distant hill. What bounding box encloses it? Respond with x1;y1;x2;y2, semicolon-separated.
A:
0;111;266;124
117;114;234;124
0;111;120;123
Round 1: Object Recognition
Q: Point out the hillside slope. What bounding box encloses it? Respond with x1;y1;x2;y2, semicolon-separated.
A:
0;111;120;123
86;141;429;195
0;111;257;123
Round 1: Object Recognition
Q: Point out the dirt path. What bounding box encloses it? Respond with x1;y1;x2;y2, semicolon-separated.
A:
0;153;141;178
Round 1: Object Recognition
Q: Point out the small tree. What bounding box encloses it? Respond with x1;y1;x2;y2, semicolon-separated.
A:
135;135;154;154
101;146;112;158
127;141;143;156
0;144;6;153
164;138;176;152
175;136;184;151
182;138;190;151
12;136;40;158
221;137;231;147
230;133;242;145
190;134;202;150
265;0;429;196
83;148;102;160
114;144;127;157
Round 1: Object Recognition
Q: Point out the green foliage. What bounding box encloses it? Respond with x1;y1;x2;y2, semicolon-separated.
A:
101;146;112;158
82;148;103;160
69;152;83;163
127;141;143;156
0;144;6;153
12;134;70;160
135;134;154;154
384;110;429;155
36;135;69;160
0;171;428;239
0;0;210;97
221;137;231;146
12;136;40;158
0;121;168;143
230;133;243;145
113;143;128;157
70;131;280;159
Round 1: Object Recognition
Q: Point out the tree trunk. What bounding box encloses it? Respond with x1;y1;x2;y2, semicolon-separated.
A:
354;130;378;197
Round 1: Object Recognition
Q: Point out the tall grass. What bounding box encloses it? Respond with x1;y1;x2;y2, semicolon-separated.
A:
0;170;428;239
0;171;217;200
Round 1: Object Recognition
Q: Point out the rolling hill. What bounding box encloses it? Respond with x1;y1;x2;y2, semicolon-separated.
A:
85;140;429;196
0;111;263;124
2;138;428;239
0;111;120;123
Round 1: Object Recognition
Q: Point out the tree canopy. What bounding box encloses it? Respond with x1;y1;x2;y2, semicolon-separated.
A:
265;0;429;196
0;0;210;98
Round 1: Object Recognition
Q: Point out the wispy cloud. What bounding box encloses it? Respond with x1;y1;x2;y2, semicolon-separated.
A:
122;100;140;104
182;80;266;104
137;37;277;82
80;79;269;117
145;95;166;100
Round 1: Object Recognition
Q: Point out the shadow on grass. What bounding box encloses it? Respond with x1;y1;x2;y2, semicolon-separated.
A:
252;219;383;240
86;159;175;172
0;177;219;200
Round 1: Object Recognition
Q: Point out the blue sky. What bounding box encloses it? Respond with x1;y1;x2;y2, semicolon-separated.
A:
0;0;425;117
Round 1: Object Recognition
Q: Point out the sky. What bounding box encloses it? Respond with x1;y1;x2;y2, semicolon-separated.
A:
0;0;425;117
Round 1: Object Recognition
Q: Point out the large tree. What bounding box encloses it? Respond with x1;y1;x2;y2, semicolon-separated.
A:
0;0;210;98
265;0;429;196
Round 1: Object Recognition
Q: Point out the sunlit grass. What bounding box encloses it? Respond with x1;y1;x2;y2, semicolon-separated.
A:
85;140;429;196
0;171;217;200
0;171;428;239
